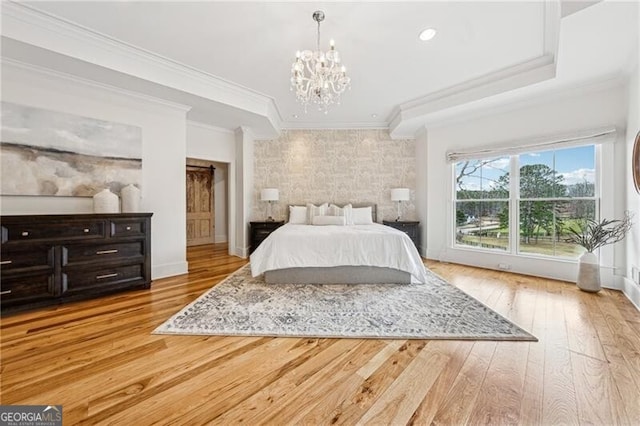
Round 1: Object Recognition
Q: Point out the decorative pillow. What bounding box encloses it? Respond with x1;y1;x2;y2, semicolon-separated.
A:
311;215;346;226
288;205;307;224
352;206;373;225
306;203;328;224
328;203;353;225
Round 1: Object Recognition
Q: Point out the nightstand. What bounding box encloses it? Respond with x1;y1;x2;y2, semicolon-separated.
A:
249;221;284;254
383;220;420;251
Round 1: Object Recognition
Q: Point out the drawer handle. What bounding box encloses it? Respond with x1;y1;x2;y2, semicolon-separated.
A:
84;228;90;233
21;231;29;237
0;260;12;265
96;249;119;255
126;226;132;231
0;290;11;295
96;273;118;280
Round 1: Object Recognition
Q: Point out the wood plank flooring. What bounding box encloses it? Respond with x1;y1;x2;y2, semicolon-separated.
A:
1;243;639;425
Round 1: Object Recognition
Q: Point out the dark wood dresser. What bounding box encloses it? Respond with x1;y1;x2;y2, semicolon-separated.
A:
1;213;152;314
249;221;284;254
383;220;420;252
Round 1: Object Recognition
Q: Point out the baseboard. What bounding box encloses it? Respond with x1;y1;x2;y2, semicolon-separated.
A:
152;261;188;280
234;246;248;259
425;248;443;261
214;233;228;243
619;276;640;311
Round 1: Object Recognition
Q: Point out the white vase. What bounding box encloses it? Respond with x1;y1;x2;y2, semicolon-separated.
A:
577;251;601;292
93;188;120;213
121;184;141;213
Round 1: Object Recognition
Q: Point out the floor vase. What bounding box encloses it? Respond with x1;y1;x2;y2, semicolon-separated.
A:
577;251;601;292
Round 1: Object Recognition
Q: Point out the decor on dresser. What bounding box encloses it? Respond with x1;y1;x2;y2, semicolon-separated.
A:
154;265;536;341
566;212;633;292
391;188;410;221
93;188;120;213
290;10;351;114
0;102;142;197
121;184;141;213
260;188;279;221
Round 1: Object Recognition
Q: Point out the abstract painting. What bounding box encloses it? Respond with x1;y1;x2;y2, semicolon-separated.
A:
1;102;142;197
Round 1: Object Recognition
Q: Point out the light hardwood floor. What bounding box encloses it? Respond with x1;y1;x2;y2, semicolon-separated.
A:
1;243;639;425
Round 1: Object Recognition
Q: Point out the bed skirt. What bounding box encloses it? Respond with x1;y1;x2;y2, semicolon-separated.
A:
264;266;411;284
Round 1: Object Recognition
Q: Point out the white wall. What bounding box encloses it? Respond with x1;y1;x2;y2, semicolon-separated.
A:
185;122;235;244
234;127;254;258
423;83;629;285
415;128;428;253
1;61;189;279
624;62;640;309
212;162;228;243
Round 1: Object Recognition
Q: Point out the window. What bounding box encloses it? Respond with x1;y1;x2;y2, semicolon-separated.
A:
455;157;510;251
454;145;597;259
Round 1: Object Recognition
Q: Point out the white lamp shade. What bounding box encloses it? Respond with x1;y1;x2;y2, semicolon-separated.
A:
261;188;279;201
390;188;410;201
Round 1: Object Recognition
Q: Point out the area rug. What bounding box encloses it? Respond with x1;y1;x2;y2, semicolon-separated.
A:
153;265;536;341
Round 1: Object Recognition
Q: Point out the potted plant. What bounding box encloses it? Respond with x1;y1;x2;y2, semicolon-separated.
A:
566;212;633;292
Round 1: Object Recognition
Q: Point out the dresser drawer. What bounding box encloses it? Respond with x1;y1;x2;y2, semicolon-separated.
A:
110;218;147;238
62;241;144;266
1;245;54;271
63;264;144;295
0;272;57;304
2;221;106;242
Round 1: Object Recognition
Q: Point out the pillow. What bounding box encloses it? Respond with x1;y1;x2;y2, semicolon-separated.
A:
352;206;373;225
288;205;307;224
306;203;328;224
311;215;346;226
328;203;353;225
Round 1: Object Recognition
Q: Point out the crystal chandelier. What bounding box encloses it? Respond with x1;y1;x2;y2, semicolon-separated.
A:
290;10;351;114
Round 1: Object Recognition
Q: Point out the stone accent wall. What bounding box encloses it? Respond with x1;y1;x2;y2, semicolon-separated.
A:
252;129;416;222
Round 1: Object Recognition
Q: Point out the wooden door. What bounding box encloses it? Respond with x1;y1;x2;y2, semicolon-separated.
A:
186;168;214;246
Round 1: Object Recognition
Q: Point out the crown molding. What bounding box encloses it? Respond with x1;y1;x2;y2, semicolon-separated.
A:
186;120;235;135
389;54;556;135
409;73;627;135
389;0;561;138
1;57;193;112
1;1;281;130
281;121;389;131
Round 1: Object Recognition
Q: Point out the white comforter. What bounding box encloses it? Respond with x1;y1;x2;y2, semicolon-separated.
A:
250;223;428;283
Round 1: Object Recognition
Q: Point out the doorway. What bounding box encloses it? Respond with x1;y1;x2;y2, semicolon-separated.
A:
186;164;215;246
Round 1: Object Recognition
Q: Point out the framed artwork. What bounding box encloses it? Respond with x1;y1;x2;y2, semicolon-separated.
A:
0;102;142;197
634;130;640;194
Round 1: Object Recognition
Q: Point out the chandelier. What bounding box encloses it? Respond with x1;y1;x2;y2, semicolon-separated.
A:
290;10;351;114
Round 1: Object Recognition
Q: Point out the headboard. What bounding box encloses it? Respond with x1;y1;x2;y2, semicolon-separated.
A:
286;203;377;223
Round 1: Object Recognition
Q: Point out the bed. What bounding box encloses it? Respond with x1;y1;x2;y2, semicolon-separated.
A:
249;203;428;284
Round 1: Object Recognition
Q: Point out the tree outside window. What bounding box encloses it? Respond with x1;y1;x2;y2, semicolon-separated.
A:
454;145;597;259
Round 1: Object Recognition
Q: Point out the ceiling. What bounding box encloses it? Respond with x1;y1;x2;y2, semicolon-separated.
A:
1;1;638;138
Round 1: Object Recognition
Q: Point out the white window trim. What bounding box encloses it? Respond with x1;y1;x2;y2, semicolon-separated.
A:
445;138;620;285
453;149;599;259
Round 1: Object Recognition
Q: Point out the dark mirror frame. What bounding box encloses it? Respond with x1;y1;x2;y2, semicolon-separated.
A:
634;130;640;194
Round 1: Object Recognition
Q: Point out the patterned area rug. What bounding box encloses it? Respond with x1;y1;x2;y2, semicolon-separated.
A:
154;265;536;341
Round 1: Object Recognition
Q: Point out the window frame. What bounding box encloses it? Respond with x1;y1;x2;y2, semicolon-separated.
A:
452;144;600;260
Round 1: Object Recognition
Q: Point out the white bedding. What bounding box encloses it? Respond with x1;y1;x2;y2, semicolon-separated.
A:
250;223;428;283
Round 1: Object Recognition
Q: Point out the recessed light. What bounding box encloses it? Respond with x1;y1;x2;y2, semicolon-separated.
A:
371;114;378;118
292;114;299;119
419;28;437;41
